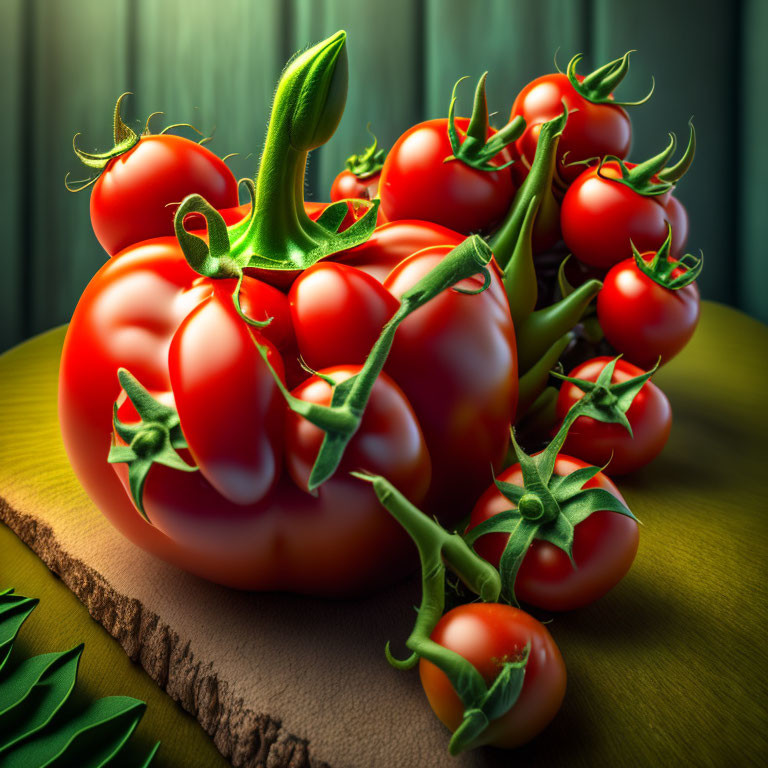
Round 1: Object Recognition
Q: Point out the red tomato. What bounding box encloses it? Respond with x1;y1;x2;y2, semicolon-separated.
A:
90;134;239;256
561;161;688;269
555;357;672;474
378;117;515;235
419;603;566;749
511;73;631;192
330;169;381;201
598;252;700;367
468;456;639;610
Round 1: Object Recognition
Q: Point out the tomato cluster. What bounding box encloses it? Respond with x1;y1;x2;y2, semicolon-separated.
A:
61;33;701;758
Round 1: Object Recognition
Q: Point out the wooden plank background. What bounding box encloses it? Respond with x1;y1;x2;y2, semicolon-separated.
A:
0;0;765;356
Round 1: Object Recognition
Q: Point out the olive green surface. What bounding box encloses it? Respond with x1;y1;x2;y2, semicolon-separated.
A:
0;301;767;767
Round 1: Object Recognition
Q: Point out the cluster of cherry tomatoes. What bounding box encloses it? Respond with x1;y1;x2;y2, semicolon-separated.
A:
329;51;702;751
61;32;702;757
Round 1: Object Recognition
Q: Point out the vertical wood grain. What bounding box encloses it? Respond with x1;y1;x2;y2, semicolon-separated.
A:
593;0;739;305
27;0;131;336
739;0;767;323
0;1;25;351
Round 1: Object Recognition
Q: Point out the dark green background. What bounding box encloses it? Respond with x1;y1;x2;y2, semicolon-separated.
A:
1;0;766;355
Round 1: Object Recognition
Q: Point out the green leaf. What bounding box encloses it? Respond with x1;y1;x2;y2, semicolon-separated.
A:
561;487;637;528
0;594;39;671
480;644;529;720
1;696;146;768
0;646;83;752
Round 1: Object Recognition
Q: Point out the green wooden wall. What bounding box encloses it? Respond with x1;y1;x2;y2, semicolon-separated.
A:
1;0;765;354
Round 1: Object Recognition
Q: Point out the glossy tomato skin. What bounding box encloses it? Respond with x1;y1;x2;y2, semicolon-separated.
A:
511;72;631;191
330;169;381;201
419;604;566;749
378;117;515;235
90;134;239;256
597;254;700;368
555;357;672;475
383;245;517;517
468;456;638;610
561;161;687;269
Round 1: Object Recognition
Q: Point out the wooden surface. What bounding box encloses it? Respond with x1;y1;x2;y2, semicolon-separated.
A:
1;301;767;767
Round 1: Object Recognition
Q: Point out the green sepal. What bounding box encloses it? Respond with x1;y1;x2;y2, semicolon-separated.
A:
253;236;493;490
599;121;695;197
0;594;38;672
631;228;703;289
354;473;528;755
0;646;84;753
0;696;147;768
550;355;661;438
108;369;198;521
567;51;655;107
345;124;386;179
445;73;524;172
465;395;637;604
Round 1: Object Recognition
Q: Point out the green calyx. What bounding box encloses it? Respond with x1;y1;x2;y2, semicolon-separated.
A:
345;124;386;179
489;108;601;391
599;119;696;196
252;235;494;491
567;51;655;107
445;73;525;172
464;391;637;605
632;226;703;289
354;472;527;756
173;31;380;277
550;355;660;438
107;369;197;521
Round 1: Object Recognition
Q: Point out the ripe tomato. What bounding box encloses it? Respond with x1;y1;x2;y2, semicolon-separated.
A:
598;250;700;368
419;603;566;749
330;169;381;201
561;160;688;269
468;455;639;610
511;58;634;193
88;134;239;256
555;357;672;475
378;116;515;235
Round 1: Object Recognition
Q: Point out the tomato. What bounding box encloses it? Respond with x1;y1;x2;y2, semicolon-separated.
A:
379;117;514;235
87;134;239;256
468;455;639;610
598;248;700;368
511;54;637;193
555;357;672;475
330;169;381;201
561;160;688;269
419;603;566;749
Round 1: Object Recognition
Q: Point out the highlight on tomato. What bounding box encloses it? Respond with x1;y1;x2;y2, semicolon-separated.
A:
511;51;654;194
597;228;702;367
553;356;672;475
561;122;695;269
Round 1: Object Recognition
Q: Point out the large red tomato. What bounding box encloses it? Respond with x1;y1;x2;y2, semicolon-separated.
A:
468;455;639;611
419;604;566;749
555;357;672;475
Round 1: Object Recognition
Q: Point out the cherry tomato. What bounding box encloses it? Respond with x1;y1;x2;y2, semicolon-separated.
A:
419;603;566;749
330;169;381;201
556;357;672;475
468;456;639;610
378;117;515;235
90;134;239;256
561;161;688;269
598;251;700;367
511;72;631;193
